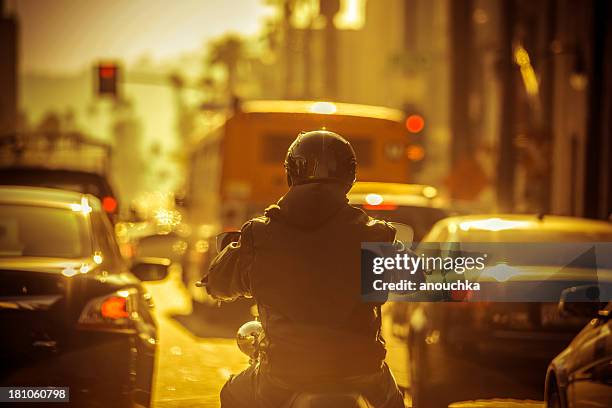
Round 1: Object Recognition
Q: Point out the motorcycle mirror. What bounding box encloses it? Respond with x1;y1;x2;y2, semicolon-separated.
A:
216;231;241;253
236;320;264;359
389;222;414;249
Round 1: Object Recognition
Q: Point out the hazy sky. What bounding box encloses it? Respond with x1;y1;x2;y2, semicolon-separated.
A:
10;0;275;74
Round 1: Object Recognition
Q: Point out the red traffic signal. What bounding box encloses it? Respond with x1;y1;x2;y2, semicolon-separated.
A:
405;114;425;134
96;63;120;97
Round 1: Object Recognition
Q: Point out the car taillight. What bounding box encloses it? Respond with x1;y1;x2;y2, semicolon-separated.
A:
102;196;118;213
362;204;399;211
101;296;129;319
450;289;474;301
78;289;136;332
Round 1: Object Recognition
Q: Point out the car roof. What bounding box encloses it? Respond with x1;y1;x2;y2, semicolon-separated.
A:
0;185;101;211
348;182;444;208
349;182;438;198
239;100;405;123
0;166;105;177
438;214;612;233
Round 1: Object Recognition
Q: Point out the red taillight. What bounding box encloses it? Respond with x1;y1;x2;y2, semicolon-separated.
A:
450;290;474;301
101;296;128;319
362;204;399;211
99;65;116;79
102;196;117;213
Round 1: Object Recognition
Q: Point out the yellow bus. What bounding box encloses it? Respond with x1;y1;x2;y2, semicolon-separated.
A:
187;100;411;229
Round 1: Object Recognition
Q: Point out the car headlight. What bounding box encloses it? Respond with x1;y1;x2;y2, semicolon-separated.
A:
77;288;139;333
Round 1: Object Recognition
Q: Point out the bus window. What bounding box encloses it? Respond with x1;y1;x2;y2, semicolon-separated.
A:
349;138;373;167
261;134;373;167
261;135;295;163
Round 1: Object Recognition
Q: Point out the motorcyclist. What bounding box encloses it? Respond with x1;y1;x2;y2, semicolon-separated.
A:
203;130;405;408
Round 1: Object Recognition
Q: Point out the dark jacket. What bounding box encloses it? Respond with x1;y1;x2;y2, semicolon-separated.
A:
205;182;396;380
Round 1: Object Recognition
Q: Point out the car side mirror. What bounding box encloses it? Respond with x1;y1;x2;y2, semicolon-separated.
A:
216;231;240;253
558;285;607;318
131;257;171;281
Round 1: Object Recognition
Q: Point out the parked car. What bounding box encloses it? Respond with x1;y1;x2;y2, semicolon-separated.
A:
0;186;168;407
348;182;450;243
405;214;612;408
545;286;611;408
0;166;120;221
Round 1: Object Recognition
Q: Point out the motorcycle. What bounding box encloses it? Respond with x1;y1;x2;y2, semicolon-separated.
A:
207;222;414;407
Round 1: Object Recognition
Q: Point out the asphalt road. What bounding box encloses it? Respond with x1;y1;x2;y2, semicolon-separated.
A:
144;267;542;408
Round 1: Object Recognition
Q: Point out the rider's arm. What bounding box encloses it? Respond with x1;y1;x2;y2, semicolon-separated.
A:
204;221;255;301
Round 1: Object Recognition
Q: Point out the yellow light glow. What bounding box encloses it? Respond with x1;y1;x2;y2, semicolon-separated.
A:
485;263;521;282
514;45;539;96
310;101;337;115
93;253;103;264
117;290;130;298
79;264;91;274
422;186;438;199
365;193;384;205
154;208;182;227
406;145;425;161
514;46;530;66
459;218;532;232
69;197;92;214
61;267;78;277
334;0;367;30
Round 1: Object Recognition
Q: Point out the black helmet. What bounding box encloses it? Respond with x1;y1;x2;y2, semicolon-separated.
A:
284;130;357;187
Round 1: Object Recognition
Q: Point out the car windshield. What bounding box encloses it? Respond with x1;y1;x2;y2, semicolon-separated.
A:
0;204;92;258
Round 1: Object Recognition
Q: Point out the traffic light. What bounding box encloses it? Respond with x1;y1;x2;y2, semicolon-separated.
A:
405;114;425;134
96;63;120;97
403;105;426;180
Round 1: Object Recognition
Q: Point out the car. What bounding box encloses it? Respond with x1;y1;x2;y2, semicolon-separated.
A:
545;287;611;408
0;166;120;222
178;223;218;303
348;182;451;334
0;186;168;407
405;214;612;408
348;182;449;243
179;222;255;321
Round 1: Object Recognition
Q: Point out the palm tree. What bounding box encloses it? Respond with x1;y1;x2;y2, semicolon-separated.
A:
208;35;245;98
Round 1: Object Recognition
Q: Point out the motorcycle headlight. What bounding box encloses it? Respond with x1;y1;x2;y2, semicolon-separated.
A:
77;288;139;333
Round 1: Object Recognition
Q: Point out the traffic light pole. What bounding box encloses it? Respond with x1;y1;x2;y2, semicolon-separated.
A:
496;0;517;212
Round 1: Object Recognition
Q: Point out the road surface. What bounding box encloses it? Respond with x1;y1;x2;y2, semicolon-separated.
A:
144;266;542;408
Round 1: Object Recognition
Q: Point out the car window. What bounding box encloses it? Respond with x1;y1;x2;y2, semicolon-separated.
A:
91;212;123;267
0;204;91;258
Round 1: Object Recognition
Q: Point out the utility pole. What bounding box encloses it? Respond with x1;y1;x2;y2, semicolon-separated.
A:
320;0;340;99
303;19;313;98
496;0;517;212
449;0;473;168
583;0;611;219
0;0;18;138
283;1;295;99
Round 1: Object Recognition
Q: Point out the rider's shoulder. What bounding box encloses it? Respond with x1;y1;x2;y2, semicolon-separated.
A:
345;205;396;241
240;211;273;240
